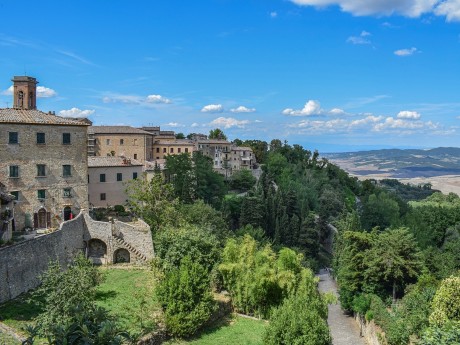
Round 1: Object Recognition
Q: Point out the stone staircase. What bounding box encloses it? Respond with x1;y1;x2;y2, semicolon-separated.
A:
112;235;148;263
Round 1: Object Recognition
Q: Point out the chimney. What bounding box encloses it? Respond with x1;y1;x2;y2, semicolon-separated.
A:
12;76;38;110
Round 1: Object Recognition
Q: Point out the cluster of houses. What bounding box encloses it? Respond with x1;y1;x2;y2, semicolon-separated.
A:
0;76;256;242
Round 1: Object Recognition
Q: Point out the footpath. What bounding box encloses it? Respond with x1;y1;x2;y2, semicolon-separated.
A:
318;269;367;345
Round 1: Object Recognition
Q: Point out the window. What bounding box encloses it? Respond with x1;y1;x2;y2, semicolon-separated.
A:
106;139;111;145
87;175;90;183
10;191;19;200
120;139;124;145
156;157;159;160
117;173;122;181
37;164;46;177
9;165;19;178
100;174;106;182
63;188;72;198
185;148;188;153
62;133;71;145
37;189;46;199
100;193;106;201
178;148;181;153
156;148;160;153
170;148;174;153
63;165;72;177
9;132;18;144
163;148;167;153
36;132;45;144
133;172;138;180
134;154;138;159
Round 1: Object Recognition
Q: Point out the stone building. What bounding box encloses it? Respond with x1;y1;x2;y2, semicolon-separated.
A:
88;156;143;207
0;183;15;242
230;146;255;171
152;139;195;160
195;139;232;172
0;76;89;231
89;126;154;162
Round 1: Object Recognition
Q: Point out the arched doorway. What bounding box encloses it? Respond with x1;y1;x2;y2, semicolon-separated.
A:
37;208;47;229
114;248;130;264
63;207;72;221
87;239;107;265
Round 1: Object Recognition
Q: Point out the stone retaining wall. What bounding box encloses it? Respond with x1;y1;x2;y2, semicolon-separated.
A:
355;313;386;345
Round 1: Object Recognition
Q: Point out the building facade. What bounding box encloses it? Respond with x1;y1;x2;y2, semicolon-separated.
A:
0;76;89;231
89;126;154;162
152;139;195;160
88;156;143;207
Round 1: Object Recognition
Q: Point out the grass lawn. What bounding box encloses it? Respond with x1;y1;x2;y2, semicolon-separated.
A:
96;267;158;338
0;267;157;340
165;315;267;345
0;331;21;345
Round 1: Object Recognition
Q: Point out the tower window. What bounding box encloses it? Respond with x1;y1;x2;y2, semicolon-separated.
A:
100;174;106;182
37;132;45;144
100;193;106;201
37;164;46;177
63;165;72;177
37;189;46;199
9;165;19;178
134;154;138;159
9;132;18;144
63;133;71;145
120;139;124;145
117;173;122;181
63;188;72;198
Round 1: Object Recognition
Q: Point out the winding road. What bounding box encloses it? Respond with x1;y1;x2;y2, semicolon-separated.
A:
318;269;367;345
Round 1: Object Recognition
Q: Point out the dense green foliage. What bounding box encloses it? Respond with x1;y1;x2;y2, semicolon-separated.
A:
30;255;129;344
263;270;331;345
156;256;216;337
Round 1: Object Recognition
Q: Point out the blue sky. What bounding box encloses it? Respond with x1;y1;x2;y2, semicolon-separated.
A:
1;0;460;152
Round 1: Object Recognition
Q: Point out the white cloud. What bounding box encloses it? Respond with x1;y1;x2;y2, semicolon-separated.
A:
397;110;421;119
329;108;346;115
394;47;419;56
201;104;224;113
435;0;460;21
102;93;172;105
230;106;256;113
59;107;95;118
347;30;372;45
2;85;57;98
209;117;249;129
270;11;278;17
37;86;57;98
289;0;437;18
146;94;172;104
191;123;199;127
373;117;437;131
350;115;383;127
283;100;322;116
164;122;184;127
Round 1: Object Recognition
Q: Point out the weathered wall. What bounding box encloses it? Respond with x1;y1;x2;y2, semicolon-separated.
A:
0;212;85;303
0;123;88;230
114;219;154;260
355;314;385;345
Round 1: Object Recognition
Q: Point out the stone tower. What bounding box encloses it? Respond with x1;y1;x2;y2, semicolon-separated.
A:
12;76;38;110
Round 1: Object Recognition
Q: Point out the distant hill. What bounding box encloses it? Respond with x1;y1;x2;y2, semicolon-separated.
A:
325;147;460;178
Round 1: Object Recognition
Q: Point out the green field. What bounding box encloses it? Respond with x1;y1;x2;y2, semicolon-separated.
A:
0;268;157;339
165;315;267;345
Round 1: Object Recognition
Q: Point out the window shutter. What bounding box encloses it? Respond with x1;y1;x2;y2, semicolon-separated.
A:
46;212;51;228
33;213;38;229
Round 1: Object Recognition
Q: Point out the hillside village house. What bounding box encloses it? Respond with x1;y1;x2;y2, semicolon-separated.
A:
0;76;89;231
152;139;195;160
88;156;143;207
89;126;154;162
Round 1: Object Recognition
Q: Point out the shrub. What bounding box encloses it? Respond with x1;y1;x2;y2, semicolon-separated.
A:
114;205;125;213
263;269;331;345
156;256;215;337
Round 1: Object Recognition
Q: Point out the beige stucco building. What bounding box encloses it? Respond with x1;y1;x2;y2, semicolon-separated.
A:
89;126;154;162
152;139;195;160
0;76;89;231
88;156;143;207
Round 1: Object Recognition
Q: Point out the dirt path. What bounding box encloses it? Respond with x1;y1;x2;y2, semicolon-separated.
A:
318;270;367;345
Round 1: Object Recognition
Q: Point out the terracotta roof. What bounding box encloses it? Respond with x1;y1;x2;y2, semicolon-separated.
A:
0;108;89;126
233;146;253;151
197;139;231;144
88;156;144;167
89;126;153;135
154;139;195;146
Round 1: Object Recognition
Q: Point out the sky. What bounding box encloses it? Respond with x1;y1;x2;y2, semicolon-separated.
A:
1;0;460;152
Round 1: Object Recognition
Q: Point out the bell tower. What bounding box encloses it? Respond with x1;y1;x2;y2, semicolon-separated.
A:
12;76;38;110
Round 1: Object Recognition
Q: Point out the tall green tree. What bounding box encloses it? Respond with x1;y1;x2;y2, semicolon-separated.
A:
208;128;227;140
